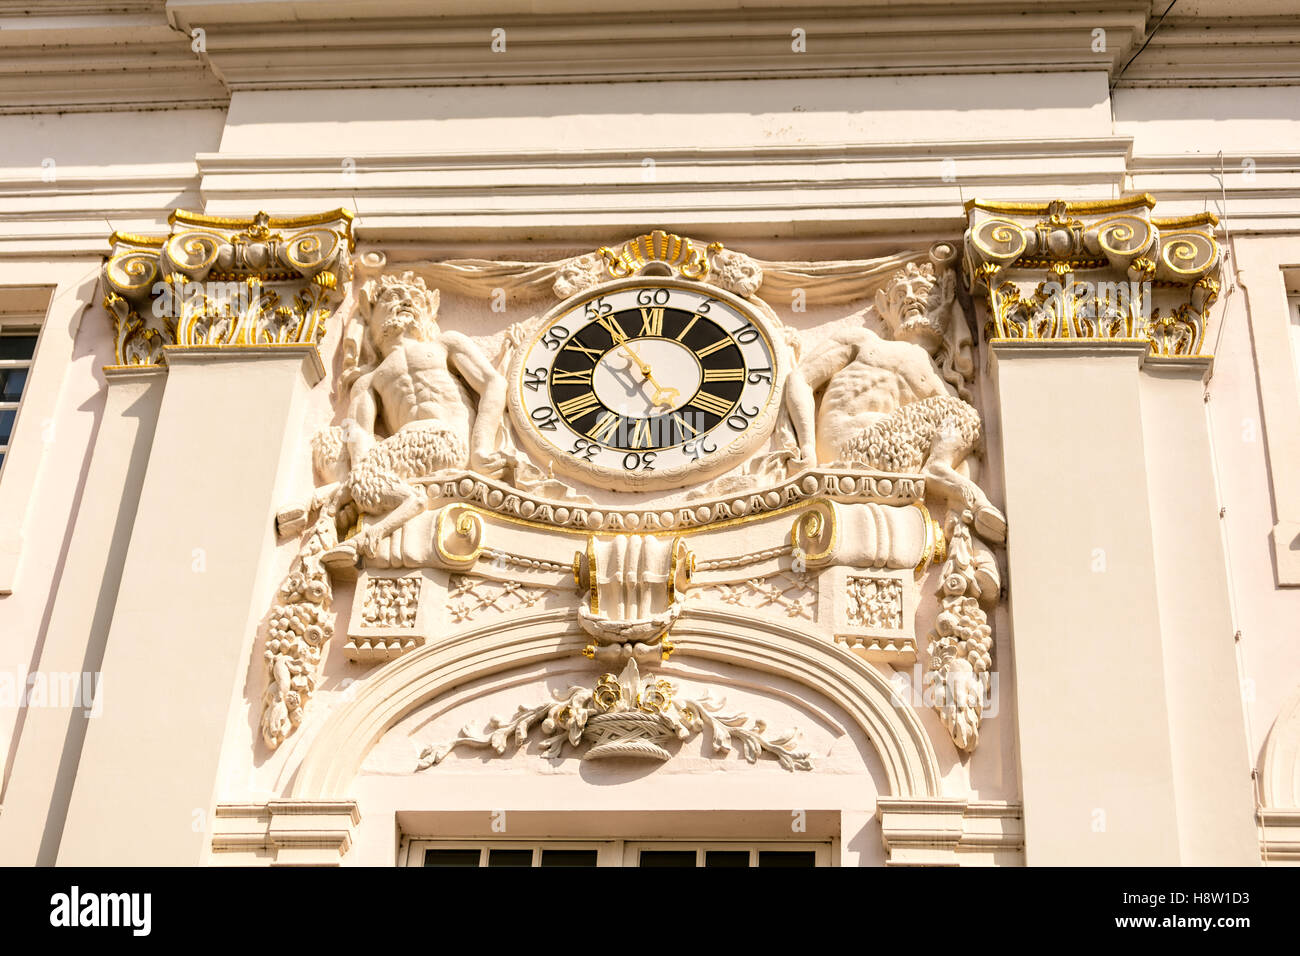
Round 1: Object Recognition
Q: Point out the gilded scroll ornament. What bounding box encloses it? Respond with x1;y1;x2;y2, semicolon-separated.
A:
598;230;711;281
101;208;353;367
964;196;1223;357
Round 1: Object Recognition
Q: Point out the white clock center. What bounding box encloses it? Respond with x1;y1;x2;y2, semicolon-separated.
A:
591;337;701;417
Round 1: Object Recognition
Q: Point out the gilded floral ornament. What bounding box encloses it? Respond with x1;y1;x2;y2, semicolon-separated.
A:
417;658;812;770
963;195;1223;357
101;208;353;367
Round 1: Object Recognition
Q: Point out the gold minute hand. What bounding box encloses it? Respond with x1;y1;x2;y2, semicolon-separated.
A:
600;318;678;408
619;339;679;407
602;320;652;376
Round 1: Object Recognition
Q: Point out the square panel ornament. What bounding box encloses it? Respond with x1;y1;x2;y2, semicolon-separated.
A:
345;568;447;662
818;565;918;664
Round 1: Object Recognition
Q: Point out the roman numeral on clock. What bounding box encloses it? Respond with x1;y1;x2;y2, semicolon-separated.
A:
595;316;625;343
557;392;601;418
689;391;734;416
638;307;664;337
630;418;653;449
695;338;731;359
588;411;622;444
552;368;592;385
566;341;604;361
702;368;745;382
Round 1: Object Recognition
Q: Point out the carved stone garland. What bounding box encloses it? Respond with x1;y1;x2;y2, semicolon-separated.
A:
925;514;995;751
261;500;341;749
418;658;812;771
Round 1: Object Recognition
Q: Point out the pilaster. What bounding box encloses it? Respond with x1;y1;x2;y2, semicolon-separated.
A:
55;209;349;865
967;195;1255;865
0;365;166;865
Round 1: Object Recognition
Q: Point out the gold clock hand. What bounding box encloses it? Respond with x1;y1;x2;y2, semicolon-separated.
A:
602;320;679;408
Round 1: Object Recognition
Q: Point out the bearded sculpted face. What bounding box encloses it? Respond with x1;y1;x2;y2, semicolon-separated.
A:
364;271;441;352
875;262;955;351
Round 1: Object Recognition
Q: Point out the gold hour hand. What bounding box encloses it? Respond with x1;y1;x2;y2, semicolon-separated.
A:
649;382;680;409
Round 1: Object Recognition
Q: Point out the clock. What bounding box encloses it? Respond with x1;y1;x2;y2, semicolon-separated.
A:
508;277;786;491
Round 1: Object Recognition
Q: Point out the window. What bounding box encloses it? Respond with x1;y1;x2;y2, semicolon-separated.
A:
627;842;827;867
0;326;39;479
407;839;829;867
415;842;608;867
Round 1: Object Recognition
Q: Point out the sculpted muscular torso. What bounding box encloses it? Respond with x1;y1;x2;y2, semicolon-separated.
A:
784;262;1005;542
343;274;506;555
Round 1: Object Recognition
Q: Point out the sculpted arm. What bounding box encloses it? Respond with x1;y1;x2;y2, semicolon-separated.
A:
345;371;379;466
443;330;508;475
784;333;857;463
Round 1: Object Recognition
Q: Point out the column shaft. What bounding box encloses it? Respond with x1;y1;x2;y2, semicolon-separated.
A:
0;367;165;865
57;346;321;865
993;341;1181;865
1139;358;1259;864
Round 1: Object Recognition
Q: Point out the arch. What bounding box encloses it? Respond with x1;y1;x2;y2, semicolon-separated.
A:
289;605;943;800
1262;682;1300;808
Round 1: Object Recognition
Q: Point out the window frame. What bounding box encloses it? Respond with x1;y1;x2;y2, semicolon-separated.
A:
402;837;831;868
402;839;620;867
622;840;831;867
0;317;42;481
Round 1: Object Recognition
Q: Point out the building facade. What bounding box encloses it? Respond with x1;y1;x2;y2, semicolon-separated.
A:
0;0;1298;867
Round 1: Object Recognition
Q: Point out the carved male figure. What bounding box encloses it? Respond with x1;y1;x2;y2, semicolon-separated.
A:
785;262;1005;542
339;272;506;555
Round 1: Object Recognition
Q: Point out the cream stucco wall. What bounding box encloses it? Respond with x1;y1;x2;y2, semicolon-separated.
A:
1;1;1297;866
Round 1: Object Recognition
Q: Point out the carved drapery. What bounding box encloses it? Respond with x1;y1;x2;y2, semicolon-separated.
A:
963;195;1222;357
102;208;354;367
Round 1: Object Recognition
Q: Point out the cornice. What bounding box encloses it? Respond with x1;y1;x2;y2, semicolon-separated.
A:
0;2;1295;115
193;136;1134;241
164;2;1148;89
1112;15;1300;88
0;2;227;114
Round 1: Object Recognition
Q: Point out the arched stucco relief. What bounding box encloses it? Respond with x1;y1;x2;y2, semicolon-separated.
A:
1262;683;1300;808
287;605;944;801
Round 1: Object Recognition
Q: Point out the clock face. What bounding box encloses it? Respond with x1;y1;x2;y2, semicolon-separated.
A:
509;278;784;491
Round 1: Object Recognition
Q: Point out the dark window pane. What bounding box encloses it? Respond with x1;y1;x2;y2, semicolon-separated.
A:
538;849;598;867
0;335;37;361
0;409;15;445
423;848;480;867
486;849;533;867
639;850;697;867
704;851;750;868
757;851;817;868
0;368;26;401
0;452;5;473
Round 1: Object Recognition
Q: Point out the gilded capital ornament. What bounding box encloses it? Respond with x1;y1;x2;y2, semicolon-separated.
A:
101;208;354;367
962;195;1223;357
